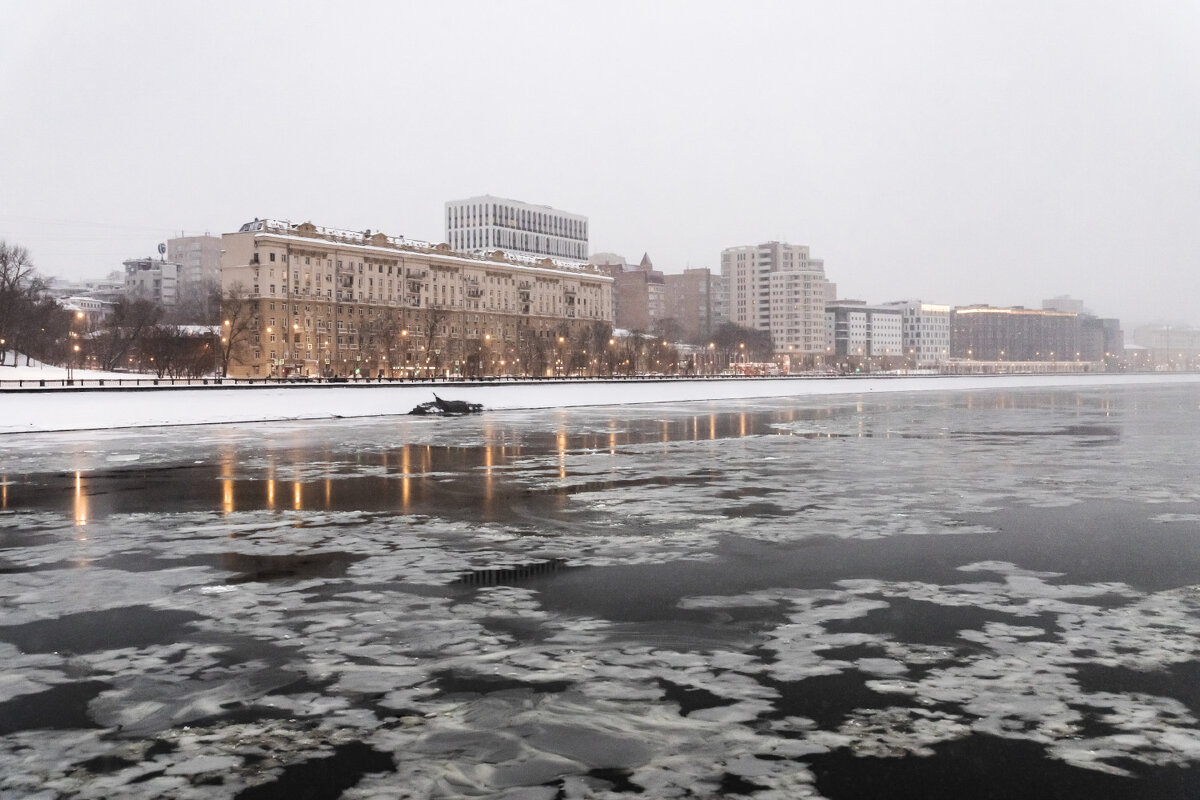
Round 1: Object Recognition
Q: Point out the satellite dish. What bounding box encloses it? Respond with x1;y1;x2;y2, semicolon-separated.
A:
157;243;166;256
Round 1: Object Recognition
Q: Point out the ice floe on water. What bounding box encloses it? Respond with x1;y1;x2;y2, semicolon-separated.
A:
2;384;1200;797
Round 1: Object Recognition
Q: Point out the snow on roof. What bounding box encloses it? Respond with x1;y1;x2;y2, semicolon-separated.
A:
248;230;612;283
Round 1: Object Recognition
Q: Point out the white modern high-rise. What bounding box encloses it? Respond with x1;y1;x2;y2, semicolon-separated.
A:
721;241;835;356
445;195;588;265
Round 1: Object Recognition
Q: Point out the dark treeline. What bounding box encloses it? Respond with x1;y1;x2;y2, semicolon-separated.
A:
0;240;220;377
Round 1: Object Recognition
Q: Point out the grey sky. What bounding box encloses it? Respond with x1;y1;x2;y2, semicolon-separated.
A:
2;0;1197;327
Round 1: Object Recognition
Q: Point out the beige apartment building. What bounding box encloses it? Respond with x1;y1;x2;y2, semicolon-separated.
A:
721;241;836;361
220;219;613;378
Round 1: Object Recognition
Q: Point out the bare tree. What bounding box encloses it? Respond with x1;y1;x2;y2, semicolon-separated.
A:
419;305;450;378
711;322;773;370
218;285;255;377
165;278;221;325
0;241;37;366
95;297;163;371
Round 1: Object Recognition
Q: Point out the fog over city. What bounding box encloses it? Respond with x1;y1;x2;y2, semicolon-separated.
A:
1;0;1197;328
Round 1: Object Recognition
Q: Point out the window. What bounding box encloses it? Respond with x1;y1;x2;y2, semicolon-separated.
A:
269;253;276;262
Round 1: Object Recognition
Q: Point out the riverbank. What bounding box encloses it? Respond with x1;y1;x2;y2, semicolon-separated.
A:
4;372;1198;434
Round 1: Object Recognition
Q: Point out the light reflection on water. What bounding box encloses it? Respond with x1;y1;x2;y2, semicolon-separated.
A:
0;392;1135;522
0;385;1199;798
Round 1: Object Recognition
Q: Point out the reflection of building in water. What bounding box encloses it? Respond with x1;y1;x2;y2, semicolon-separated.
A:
221;218;612;379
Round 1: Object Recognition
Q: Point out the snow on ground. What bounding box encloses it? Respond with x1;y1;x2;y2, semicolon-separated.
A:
0;351;144;381
2;367;1198;435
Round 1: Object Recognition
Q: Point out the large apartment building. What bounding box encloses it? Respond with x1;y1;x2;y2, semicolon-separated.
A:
950;306;1088;361
220;219;612;378
445;195;588;264
721;241;835;358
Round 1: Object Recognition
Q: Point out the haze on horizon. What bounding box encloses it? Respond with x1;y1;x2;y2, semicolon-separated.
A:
1;0;1196;329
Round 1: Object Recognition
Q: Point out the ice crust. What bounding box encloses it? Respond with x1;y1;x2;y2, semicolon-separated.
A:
1;385;1199;797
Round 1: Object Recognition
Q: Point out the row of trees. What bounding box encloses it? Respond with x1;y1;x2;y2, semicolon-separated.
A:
0;240;232;378
0;241;73;368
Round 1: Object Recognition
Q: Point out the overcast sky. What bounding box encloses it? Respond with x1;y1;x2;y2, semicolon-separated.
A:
1;1;1197;327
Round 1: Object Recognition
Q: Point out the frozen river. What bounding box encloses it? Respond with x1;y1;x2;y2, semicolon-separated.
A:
2;383;1199;798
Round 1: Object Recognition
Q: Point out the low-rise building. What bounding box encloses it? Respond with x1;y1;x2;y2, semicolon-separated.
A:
824;301;903;366
1131;325;1200;370
124;258;179;306
220;219;612;378
882;300;951;367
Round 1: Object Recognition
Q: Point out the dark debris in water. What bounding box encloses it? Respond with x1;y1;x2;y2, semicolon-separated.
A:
453;558;570;586
429;669;572;697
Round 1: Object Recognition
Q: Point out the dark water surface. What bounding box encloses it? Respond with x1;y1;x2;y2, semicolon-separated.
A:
1;384;1199;798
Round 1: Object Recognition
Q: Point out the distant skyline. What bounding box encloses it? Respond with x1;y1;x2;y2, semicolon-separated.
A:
2;1;1197;329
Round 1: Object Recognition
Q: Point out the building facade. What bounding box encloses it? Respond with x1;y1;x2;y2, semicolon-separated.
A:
1131;325;1200;370
824;301;903;363
721;242;835;357
168;235;223;291
124;258;179;306
589;253;668;334
882;300;951;366
220;219;612;378
664;267;721;341
445;195;588;264
950;306;1085;362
